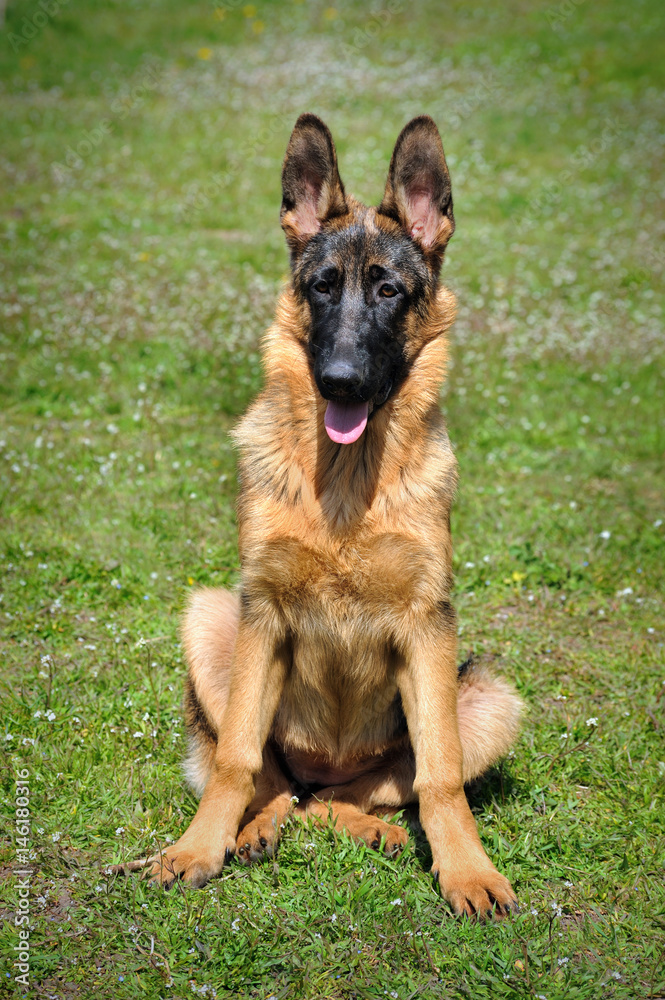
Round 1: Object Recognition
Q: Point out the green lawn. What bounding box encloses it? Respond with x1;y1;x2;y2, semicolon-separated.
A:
1;1;664;997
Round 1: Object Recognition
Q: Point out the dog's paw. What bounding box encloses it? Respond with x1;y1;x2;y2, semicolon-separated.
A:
143;834;236;889
433;859;518;920
236;792;296;864
236;813;279;864
344;814;409;856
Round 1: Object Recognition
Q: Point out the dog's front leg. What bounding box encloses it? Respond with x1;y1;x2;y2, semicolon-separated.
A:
396;609;517;919
149;615;288;888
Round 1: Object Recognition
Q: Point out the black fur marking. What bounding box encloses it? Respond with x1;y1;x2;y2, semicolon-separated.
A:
270;740;309;796
457;653;474;678
435;599;457;635
292;221;434;410
184;674;217;745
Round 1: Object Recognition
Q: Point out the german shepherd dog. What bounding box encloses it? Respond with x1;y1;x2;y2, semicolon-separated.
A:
135;115;523;918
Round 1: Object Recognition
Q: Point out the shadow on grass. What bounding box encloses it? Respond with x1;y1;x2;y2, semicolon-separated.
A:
466;762;524;813
383;764;526;874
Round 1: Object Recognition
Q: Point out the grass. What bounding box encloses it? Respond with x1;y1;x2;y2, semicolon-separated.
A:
1;0;664;997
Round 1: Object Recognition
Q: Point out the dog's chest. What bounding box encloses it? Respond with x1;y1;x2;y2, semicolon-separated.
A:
249;529;436;630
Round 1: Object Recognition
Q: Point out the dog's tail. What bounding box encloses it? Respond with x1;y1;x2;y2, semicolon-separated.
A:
457;659;524;783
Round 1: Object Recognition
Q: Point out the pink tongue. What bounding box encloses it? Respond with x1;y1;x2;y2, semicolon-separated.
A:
324;399;369;444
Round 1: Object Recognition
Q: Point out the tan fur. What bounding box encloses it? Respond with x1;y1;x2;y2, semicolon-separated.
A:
182;589;522;794
458;668;523;784
136;116;524;919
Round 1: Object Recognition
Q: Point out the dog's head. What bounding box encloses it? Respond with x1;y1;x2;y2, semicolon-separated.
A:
280;113;454;444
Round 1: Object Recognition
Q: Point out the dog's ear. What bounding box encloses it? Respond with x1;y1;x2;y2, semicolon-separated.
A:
378;116;454;268
281;114;348;255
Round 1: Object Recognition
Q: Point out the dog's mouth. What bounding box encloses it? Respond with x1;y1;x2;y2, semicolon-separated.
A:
323;379;392;445
324;399;369;445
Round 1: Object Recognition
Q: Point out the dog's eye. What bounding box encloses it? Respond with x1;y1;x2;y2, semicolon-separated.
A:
314;281;329;294
379;284;398;298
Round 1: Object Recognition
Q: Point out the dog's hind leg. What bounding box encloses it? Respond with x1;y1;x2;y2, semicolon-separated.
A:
118;588;240;878
154;586;295;871
296;742;416;857
181;587;239;796
149;584;291;887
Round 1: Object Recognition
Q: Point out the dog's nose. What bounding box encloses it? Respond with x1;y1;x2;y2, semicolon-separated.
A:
321;362;363;396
